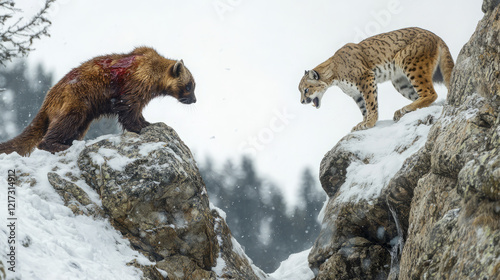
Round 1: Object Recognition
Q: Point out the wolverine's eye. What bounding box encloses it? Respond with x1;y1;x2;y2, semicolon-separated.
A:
186;82;193;92
304;88;309;95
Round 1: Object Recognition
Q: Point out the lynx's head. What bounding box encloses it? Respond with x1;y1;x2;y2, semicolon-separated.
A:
164;60;197;104
299;70;328;109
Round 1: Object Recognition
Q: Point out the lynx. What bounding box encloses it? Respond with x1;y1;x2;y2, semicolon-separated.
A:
299;27;454;131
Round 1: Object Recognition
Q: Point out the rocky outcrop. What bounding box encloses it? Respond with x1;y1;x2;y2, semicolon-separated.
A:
309;1;500;279
398;2;500;279
49;123;263;280
308;107;441;280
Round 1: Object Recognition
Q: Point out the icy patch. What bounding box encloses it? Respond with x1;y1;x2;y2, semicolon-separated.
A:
335;106;442;203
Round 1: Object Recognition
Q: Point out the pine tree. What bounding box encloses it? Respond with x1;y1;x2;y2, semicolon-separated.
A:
199;157;326;273
231;156;264;263
0;60;50;140
293;168;325;250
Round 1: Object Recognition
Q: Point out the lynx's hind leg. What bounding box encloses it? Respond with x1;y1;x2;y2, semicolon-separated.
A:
393;37;439;121
391;75;419;102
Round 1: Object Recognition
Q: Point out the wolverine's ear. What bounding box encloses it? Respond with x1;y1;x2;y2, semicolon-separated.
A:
172;59;184;77
304;70;309;75
308;70;320;80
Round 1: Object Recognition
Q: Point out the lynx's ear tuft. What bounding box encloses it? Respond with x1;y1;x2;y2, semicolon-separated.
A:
172;60;184;77
308;69;320;80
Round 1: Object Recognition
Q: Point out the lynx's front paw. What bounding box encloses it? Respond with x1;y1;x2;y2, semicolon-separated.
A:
393;107;410;122
351;121;374;132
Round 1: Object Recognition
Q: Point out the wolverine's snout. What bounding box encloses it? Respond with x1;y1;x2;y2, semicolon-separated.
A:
179;94;196;104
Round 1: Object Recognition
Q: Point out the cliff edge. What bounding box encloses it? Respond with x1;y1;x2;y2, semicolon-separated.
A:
308;1;500;279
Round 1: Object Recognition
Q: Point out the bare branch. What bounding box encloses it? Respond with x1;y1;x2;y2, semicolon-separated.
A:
0;0;56;66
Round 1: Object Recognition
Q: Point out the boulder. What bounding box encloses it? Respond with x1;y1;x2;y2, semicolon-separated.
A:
49;123;262;280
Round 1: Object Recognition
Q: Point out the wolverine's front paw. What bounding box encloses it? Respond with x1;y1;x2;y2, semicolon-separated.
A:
393;108;409;122
139;121;151;133
38;141;71;154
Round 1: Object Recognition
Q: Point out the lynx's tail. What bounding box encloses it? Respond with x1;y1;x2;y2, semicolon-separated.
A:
0;112;49;156
433;41;455;89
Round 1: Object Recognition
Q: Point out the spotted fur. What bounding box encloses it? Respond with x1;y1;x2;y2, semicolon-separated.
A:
299;27;454;131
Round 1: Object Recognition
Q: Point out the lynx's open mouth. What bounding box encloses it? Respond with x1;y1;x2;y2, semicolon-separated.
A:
312;97;320;108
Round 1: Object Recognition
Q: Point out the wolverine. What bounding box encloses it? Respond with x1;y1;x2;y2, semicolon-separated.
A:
0;47;196;156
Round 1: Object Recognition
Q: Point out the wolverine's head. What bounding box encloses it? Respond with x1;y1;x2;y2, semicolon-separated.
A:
298;70;328;109
165;60;197;104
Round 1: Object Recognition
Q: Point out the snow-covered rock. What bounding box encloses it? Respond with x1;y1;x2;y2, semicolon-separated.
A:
309;105;442;279
309;1;500;279
0;123;262;280
399;2;500;279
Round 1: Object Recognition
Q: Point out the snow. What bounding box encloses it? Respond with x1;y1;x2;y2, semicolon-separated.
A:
91;147;136;171
0;104;442;280
0;143;152;280
138;142;167;156
211;204;227;277
334;105;443;203
213;254;227;277
210;204;270;279
439;93;483;127
268;249;315;280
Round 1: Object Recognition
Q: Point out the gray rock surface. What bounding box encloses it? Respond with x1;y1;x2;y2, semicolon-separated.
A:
399;2;500;279
309;1;500;279
49;123;261;280
309;110;440;280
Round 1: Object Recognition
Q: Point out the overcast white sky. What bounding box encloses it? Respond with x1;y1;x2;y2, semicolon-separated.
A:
15;0;483;205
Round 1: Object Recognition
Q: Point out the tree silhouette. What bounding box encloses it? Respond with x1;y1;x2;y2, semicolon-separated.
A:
200;156;325;273
0;0;55;65
0;60;50;140
293;168;325;250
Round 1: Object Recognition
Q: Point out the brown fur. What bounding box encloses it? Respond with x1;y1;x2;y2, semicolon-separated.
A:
0;47;196;156
299;27;454;131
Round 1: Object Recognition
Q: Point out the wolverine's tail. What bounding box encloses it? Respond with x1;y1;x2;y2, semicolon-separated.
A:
433;41;455;89
0;112;49;156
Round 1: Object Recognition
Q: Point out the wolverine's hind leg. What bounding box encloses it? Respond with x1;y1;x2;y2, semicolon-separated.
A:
393;38;439;121
37;112;92;153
